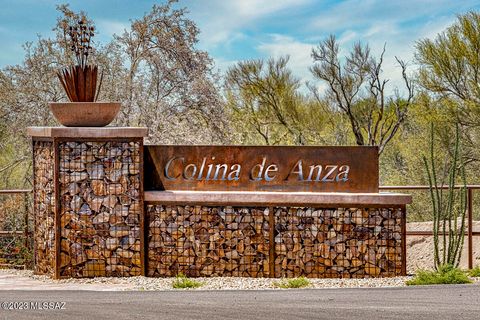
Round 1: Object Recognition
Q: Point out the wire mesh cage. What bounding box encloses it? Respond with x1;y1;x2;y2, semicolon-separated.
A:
274;207;403;278
147;205;404;278
33;140;55;276
147;205;271;277
58;140;142;277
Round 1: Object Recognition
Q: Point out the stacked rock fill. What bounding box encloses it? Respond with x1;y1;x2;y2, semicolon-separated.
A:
33;141;56;276
274;207;403;278
147;205;271;277
58;141;142;277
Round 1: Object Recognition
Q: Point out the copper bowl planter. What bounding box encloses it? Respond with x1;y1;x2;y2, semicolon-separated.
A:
49;102;120;127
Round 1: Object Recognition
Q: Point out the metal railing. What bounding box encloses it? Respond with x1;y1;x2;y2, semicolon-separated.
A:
0;189;31;269
380;185;480;269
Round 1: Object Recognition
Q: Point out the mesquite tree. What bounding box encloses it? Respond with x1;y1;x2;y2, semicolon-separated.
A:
416;11;480;165
225;57;306;145
310;35;414;154
416;12;480;109
423;124;467;269
107;1;227;143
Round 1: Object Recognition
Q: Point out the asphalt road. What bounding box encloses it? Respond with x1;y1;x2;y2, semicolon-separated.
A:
0;285;479;320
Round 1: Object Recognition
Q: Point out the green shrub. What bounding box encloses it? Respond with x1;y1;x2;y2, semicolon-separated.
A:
172;273;203;289
468;266;480;277
406;264;472;285
274;277;311;289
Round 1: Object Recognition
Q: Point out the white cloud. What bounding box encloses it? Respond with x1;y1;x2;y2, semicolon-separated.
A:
213;33;324;92
357;15;456;95
257;34;315;87
338;30;358;45
256;32;410;94
303;0;464;95
310;0;459;32
96;19;128;37
255;13;457;97
212;56;238;74
190;0;472;96
186;0;313;48
231;0;311;17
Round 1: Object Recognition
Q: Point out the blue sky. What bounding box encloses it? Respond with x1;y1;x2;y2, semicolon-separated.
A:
1;0;480;89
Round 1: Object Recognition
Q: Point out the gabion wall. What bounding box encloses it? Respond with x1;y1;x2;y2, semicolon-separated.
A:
147;205;405;278
274;207;403;278
147;206;271;277
33;141;55;276
33;137;405;279
58;141;142;277
33;138;144;278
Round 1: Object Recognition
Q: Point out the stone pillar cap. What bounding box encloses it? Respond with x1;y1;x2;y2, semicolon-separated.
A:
27;127;148;138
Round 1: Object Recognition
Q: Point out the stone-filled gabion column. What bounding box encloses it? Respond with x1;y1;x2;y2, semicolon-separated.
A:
33;141;55;275
28;127;148;279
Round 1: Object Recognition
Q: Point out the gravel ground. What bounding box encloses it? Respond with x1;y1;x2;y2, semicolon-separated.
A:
2;268;480;291
0;269;416;290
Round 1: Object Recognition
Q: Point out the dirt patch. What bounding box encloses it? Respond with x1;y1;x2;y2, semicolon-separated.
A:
407;221;480;273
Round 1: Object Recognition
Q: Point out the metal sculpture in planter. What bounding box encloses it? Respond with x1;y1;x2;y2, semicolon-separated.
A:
50;18;120;127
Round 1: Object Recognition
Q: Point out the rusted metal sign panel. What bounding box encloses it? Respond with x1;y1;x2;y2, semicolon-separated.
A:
145;146;378;193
